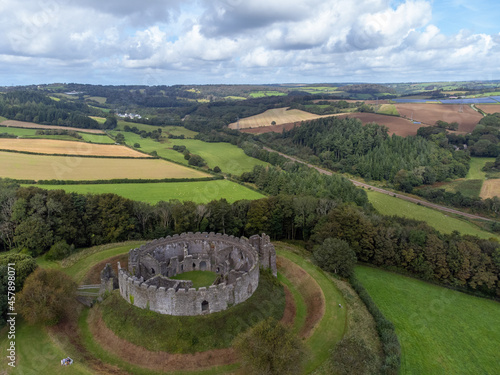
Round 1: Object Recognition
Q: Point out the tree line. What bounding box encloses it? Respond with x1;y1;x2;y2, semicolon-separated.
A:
0;178;498;298
0;91;101;129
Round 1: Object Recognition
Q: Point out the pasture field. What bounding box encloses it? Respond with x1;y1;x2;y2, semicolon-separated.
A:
0;151;210;181
89;116;106;124
366;190;499;240
356;266;500;375
26;180;265;204
229;107;346;129
86;96;107;103
114;132;267;175
480;179;500;199
118;122;197;138
0;115;7;122
394;103;482;132
0;138;148;158
78;133;115;144
248;90;287;98
0;120;105;134
0;126;115;144
376;104;399;115
475;104;500;114
441;179;483;198
467;157;495;179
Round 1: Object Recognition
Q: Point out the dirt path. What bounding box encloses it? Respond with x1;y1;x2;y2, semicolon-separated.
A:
86;283;297;372
277;256;326;339
263;147;495;223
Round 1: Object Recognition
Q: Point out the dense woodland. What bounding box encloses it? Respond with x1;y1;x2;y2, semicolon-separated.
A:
0;91;101;129
256;117;469;191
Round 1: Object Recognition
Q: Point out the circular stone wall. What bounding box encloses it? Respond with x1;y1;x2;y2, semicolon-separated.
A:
118;232;268;316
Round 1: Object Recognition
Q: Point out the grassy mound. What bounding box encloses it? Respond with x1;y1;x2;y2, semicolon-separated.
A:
99;271;285;354
171;271;217;288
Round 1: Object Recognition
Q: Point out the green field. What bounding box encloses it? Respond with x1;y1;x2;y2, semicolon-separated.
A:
25;180;265;204
113;132;267;175
0;126;114;144
78;133;115;144
467;157;495;180
114;120;198;138
366;191;499;240
169;271;218;288
442;179;483;198
356;266;500;374
248;91;287;98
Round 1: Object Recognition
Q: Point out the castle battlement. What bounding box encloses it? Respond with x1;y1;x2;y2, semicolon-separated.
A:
117;232;275;316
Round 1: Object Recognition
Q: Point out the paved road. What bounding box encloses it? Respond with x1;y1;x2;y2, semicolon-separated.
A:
263;147;495;222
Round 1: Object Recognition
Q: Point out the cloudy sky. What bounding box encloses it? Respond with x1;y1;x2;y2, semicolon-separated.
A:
1;0;499;86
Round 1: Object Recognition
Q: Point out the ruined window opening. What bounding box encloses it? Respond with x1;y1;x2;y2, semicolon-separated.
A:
151;268;155;274
200;261;207;271
181;264;184;271
216;267;220;273
201;300;209;312
193;262;196;269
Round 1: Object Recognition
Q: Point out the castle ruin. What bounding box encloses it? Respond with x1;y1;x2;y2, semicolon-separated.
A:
115;232;277;316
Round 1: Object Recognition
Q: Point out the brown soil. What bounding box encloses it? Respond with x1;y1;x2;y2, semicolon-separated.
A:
82;254;129;285
394;103;482;132
241;112;428;137
280;285;296;327
475;104;500;114
276;256;325;338
0;120;105;134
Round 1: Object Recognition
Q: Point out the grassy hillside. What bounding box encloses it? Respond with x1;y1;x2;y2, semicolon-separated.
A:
366;190;499;241
356;266;500;374
27;180;266;204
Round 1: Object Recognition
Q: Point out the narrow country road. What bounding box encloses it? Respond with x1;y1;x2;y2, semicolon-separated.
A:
263;147;495;223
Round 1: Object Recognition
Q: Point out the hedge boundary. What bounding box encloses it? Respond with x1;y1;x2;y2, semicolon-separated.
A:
349;275;401;375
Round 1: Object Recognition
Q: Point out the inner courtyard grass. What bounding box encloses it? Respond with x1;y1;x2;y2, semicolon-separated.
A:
99;270;285;354
356;266;500;374
171;271;218;288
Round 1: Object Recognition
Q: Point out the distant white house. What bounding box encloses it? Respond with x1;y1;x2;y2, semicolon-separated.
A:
117;113;142;119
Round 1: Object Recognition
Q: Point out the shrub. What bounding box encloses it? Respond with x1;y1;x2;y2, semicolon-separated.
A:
17;268;77;325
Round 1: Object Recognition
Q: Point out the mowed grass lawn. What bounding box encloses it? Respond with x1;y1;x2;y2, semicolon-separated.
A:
113;132;267;175
26;180;265;204
366;190;499;241
356;266;500;374
1;151;210;181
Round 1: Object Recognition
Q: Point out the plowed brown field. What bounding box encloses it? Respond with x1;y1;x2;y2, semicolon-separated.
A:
241;112;428;137
475;104;500;114
0;119;105;134
394;103;482;132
